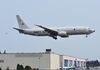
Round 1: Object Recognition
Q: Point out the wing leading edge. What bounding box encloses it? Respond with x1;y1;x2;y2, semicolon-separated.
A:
35;25;58;40
35;25;58;36
13;27;24;33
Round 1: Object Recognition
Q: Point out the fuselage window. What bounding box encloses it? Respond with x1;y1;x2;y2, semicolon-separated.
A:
34;31;47;33
34;31;40;33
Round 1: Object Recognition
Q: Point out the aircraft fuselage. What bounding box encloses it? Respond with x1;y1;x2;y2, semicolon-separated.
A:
13;15;95;40
23;27;94;36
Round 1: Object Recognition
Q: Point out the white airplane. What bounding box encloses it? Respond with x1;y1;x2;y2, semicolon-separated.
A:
13;15;95;40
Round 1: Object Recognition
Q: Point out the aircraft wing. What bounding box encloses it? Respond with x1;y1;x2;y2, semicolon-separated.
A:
35;25;58;36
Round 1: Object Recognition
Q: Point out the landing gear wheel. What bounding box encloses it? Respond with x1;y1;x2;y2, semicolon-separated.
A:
52;36;57;40
86;35;88;38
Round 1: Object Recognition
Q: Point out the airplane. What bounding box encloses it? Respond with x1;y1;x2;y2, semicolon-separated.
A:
13;15;95;40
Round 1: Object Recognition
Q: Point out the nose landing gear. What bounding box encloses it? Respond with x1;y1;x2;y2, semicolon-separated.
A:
86;35;88;38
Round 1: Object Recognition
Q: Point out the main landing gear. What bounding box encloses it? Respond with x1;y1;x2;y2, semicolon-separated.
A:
52;36;57;40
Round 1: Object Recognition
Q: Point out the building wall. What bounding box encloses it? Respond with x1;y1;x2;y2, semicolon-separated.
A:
0;54;16;70
62;55;75;67
50;54;59;69
60;55;86;68
75;58;86;68
0;53;86;70
39;53;50;69
0;53;51;70
60;55;63;67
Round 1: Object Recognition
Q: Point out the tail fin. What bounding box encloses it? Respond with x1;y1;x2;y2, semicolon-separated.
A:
16;15;31;29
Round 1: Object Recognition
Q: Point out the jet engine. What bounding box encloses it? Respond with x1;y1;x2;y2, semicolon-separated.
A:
58;31;69;37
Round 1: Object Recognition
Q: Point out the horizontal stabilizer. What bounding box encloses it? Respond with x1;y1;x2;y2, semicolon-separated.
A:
13;27;24;33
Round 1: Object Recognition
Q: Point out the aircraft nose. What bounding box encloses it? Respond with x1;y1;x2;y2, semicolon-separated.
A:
91;29;95;32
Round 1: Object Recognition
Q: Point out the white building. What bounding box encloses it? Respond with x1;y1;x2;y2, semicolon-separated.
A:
0;49;86;70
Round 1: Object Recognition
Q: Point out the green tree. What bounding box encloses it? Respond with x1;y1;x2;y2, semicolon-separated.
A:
32;68;36;70
25;65;31;70
20;65;24;70
0;67;2;70
17;64;20;70
86;60;100;67
86;61;89;67
6;66;10;70
95;60;99;67
16;64;24;70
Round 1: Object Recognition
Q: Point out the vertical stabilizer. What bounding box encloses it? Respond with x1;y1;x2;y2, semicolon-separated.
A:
16;15;31;29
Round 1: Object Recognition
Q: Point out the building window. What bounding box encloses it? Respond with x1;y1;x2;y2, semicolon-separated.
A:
0;60;4;63
64;60;68;67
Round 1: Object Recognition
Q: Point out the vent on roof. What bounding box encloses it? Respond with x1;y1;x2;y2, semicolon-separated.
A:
45;49;51;53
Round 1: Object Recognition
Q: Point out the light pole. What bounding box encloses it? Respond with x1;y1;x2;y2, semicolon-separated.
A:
39;58;40;70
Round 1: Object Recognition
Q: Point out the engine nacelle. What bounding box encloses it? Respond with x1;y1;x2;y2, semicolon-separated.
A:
58;31;69;37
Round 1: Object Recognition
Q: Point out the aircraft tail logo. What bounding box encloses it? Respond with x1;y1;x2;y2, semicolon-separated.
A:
16;15;31;29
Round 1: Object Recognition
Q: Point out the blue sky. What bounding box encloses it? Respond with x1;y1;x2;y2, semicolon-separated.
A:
0;0;99;60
